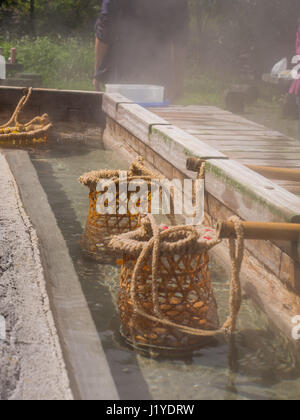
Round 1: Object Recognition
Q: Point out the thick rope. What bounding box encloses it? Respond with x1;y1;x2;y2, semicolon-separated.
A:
0;88;52;142
223;216;244;332
199;161;206;180
79;157;157;188
0;88;33;129
128;156;177;224
128;214;245;337
0;123;52;141
190;160;206;220
79;156;177;224
129;156;161;180
110;219;218;256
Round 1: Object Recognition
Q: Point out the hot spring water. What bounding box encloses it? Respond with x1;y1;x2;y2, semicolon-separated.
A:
29;143;300;400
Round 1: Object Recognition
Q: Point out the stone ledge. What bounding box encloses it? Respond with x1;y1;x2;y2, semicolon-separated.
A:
0;152;73;400
102;92;134;120
0;86;104;124
5;150;119;401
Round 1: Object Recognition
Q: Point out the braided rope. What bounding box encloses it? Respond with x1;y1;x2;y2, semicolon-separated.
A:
110;219;218;256
78;156;158;189
0;88;33;129
0;88;52;142
79;156;177;224
190;160;206;220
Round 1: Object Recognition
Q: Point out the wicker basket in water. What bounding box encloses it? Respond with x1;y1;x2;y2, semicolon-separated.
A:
0;88;52;147
79;158;170;263
109;215;245;355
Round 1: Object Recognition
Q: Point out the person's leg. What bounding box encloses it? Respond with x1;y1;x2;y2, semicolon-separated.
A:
173;44;186;100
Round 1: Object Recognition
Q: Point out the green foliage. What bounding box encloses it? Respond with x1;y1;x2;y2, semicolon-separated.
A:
1;36;94;90
1;1;300;97
0;0;101;37
187;0;300;76
178;73;228;106
33;0;100;36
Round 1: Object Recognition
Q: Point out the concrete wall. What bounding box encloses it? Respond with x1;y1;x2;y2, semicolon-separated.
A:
0;86;104;125
0;152;73;400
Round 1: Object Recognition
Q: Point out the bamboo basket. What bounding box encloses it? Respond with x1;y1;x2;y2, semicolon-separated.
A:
109;215;245;355
79;158;169;263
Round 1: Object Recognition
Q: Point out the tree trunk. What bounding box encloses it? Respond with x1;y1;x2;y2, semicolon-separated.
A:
30;0;35;36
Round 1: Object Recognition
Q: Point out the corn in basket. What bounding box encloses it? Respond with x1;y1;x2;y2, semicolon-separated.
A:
109;215;245;356
78;157;173;263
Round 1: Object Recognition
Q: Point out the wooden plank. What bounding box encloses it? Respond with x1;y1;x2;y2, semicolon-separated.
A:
151;106;223;114
237;159;300;167
191;134;288;142
190;129;286;136
275;182;300;195
153;107;268;129
188;129;287;136
223;152;300;159
206;140;298;146
152;107;295;137
158;116;264;125
174;125;268;132
151;105;300;198
116;103;170;144
149;125;227;178
206;158;300;219
102;93;133;120
205;144;300;151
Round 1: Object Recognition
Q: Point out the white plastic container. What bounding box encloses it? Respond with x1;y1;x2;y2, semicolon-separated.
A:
105;84;165;104
0;48;6;80
271;58;287;77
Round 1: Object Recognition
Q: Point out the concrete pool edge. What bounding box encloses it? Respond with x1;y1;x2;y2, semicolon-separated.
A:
0;152;73;400
4;150;119;401
0;86;104;125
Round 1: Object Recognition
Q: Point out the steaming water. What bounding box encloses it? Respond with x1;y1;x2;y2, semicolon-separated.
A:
245;102;299;140
30;144;300;400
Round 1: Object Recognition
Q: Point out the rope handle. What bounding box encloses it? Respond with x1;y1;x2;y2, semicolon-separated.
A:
129;215;245;338
91;171;177;225
79;156;159;186
0;88;33;130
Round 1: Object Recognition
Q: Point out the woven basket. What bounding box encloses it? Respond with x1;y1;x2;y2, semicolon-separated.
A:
110;219;220;354
0;88;52;147
79;158;167;263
